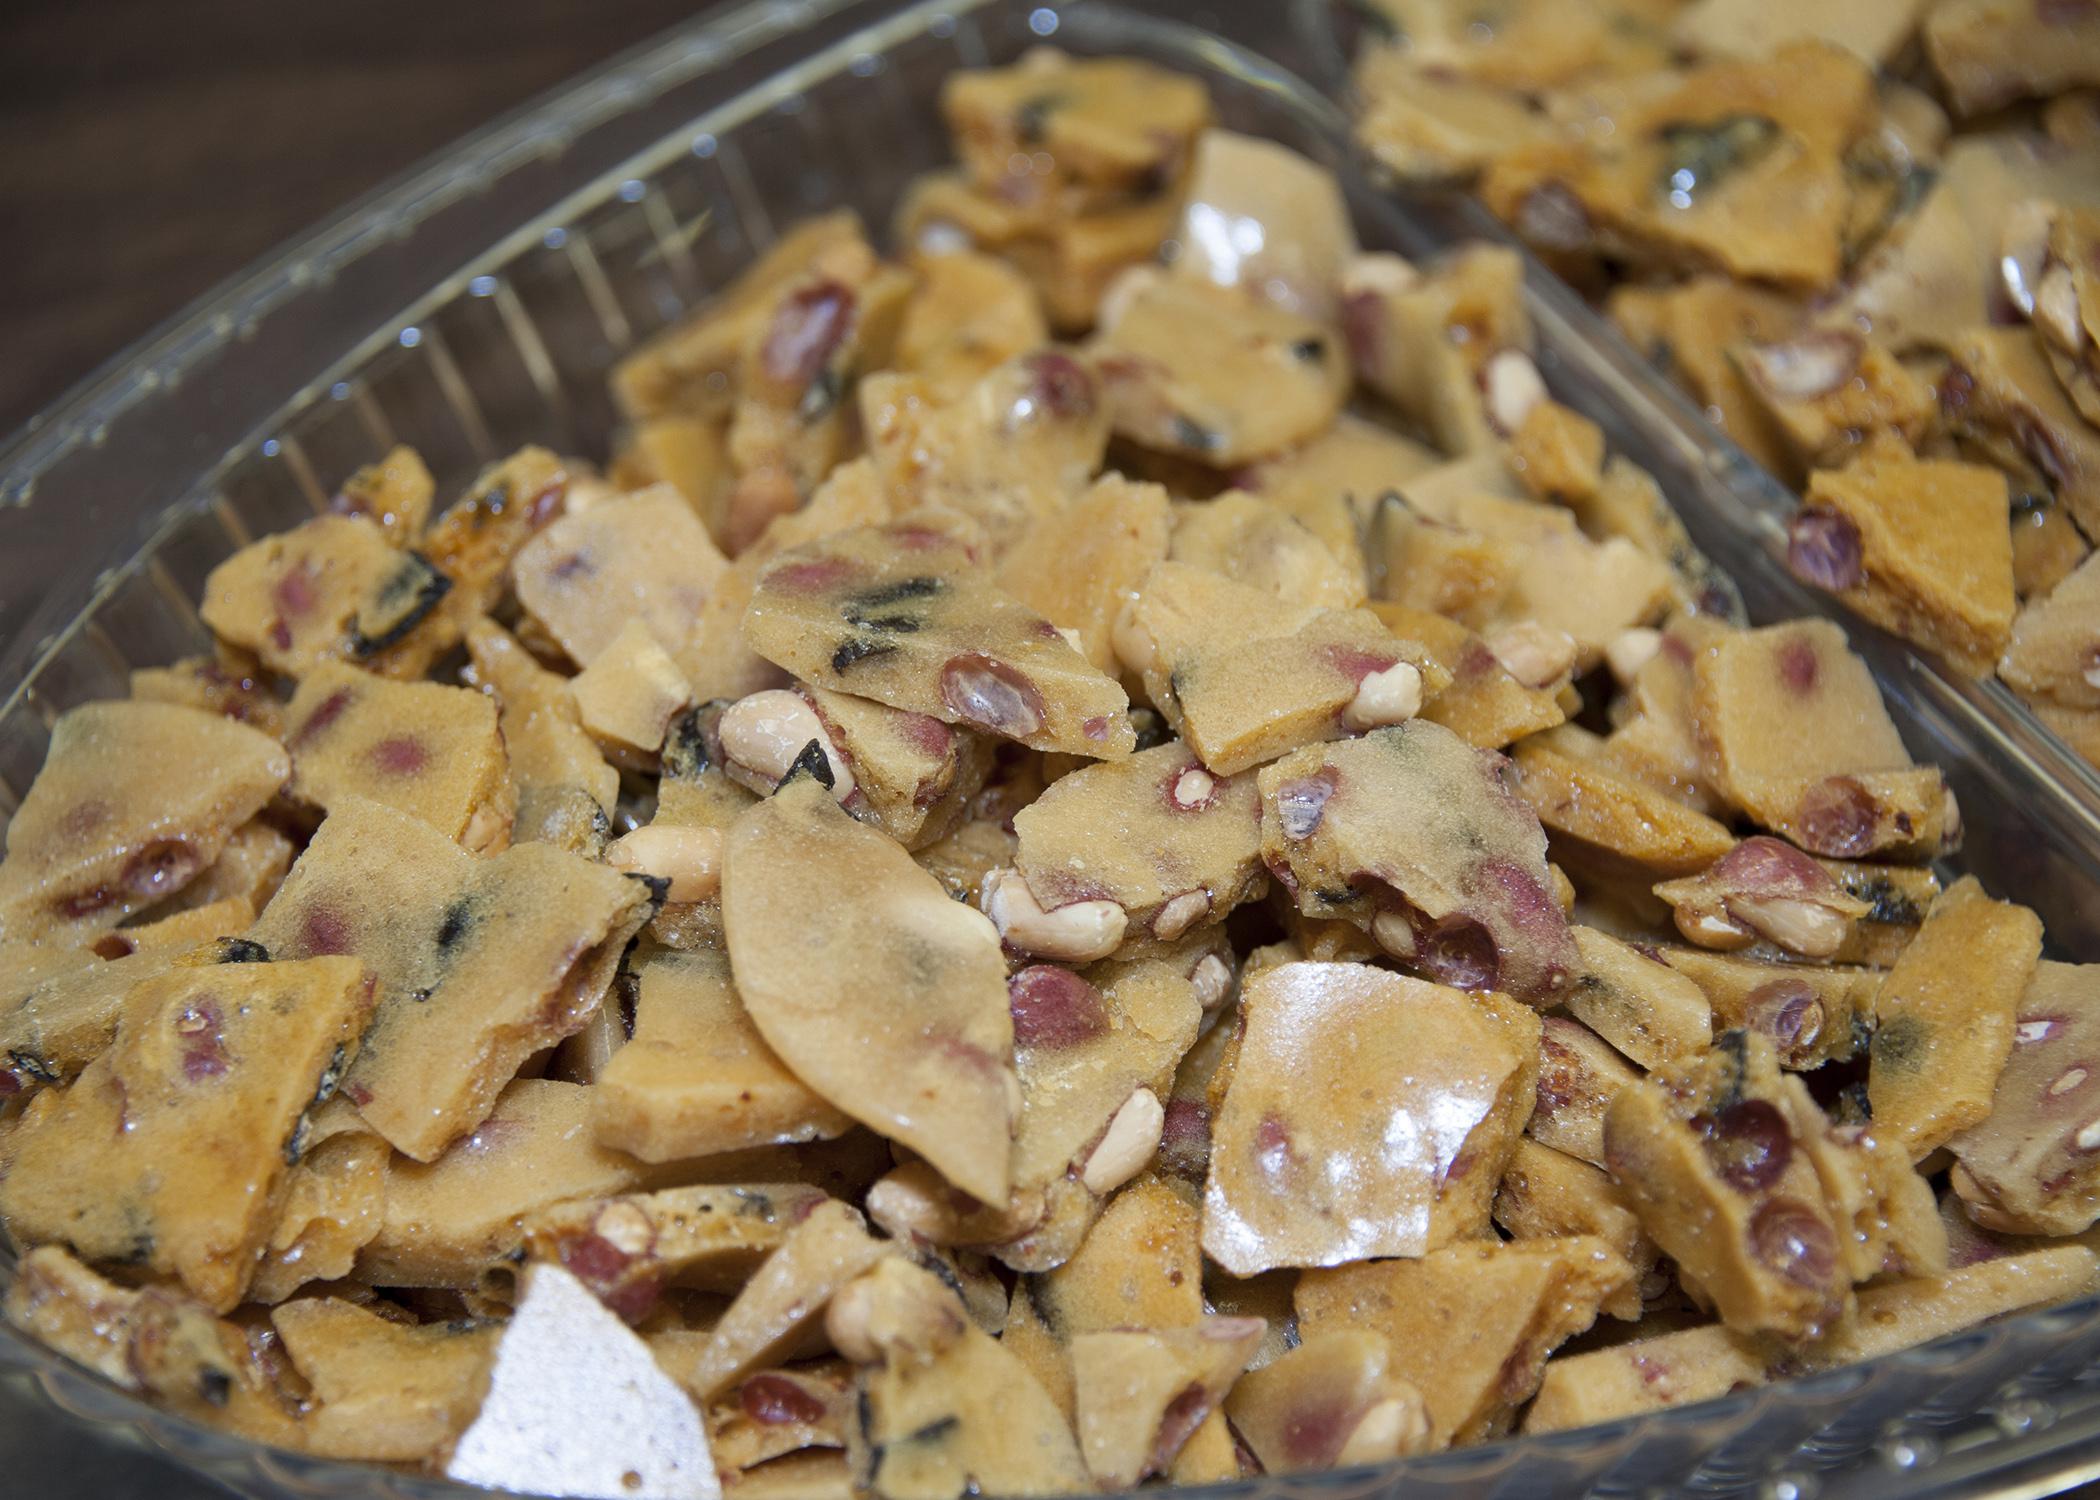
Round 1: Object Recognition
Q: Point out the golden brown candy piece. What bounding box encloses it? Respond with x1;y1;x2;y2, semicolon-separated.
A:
1611;277;1803;479
130;651;285;739
999;474;1171;677
283;661;515;852
1204;962;1541;1275
521;1182;830;1323
744;522;1135;757
1605;1031;1857;1340
1690;619;1955;860
1008;741;1264;953
1734;337;1934;473
1343;244;1534;455
200;514;454;680
249;1110;388;1303
1655;945;1880;1069
860;351;1112;558
1257;722;1577;1002
1224;1330;1432;1473
1071;1317;1264;1488
1511;727;1737;879
615;211;868;424
1953;962;2100;1235
703;1361;855;1475
330;443;435;541
1295;1235;1632;1448
250;796;654;1161
273;1297;498;1462
0;700;287;948
1786;443;2015;677
1564;926;1713;1071
894;249;1049;398
1870;876;2043;1161
0;954;374;1311
571;617;695;762
1525;1245;2099;1432
1169;490;1365;610
941;51;1209;219
1925;0;2100;116
1370;601;1565;751
802;685;995;852
1527;1015;1641;1168
1093;276;1349;467
1651;836;1874;961
3;1247;296;1442
354;1078;660;1287
464;619;619;852
724;777;1017;1205
594;949;853;1164
1121;562;1449;776
845;1258;1092;1500
2002;551;2100;711
513;484;728;666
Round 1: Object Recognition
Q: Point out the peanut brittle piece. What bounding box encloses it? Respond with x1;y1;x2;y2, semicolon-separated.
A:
804;686;995;852
1652;836;1875;961
843;1258;1091;1500
895;250;1048;398
1005;741;1263;955
570;617;694;762
1354;54;1557;183
1735;335;1935;472
688;1200;892;1399
249;1108;388;1303
1787;442;2015;675
283;661;514;852
464;619;618;853
4;1247;296;1441
1604;1031;1854;1339
1494;1138;1657;1321
0;700;287;948
860;351;1111;556
1343;244;1533;454
1256;723;1577;1002
941;51;1208;218
273;1297;497;1462
2002;551;2100;710
0;944;185;1097
1370;602;1565;750
614;211;868;423
704;1362;855;1475
1926;0;2100;116
1168;491;1365;610
1093;277;1349;466
1122;563;1448;776
1870;876;2041;1160
1565;926;1713;1071
329;443;435;541
522;1182;830;1321
1295;1235;1632;1447
1240;412;1440;535
1610;276;1802;479
513;484;728;666
744;523;1135;757
1655;946;1880;1068
1528;1015;1642;1168
594;949;853;1164
895;170;1179;334
998;474;1171;676
354;1079;657;1286
1953;962;2100;1235
0;954;373;1310
1071;1318;1263;1488
130;651;285;738
1512;727;1737;879
1945;327;2100;541
724;778;1017;1204
1225;1329;1431;1473
252;797;654;1160
1204;962;1540;1274
1691;619;1955;859
201;513;453;680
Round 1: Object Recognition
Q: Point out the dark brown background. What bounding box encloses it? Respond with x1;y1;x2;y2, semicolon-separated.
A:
0;0;711;441
0;3;705;1494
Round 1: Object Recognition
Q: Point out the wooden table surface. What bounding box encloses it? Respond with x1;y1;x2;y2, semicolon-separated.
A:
0;0;709;441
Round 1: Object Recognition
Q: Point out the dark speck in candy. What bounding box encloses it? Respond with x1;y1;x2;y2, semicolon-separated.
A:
435;899;473;952
832;637;897;673
778;739;837;793
214;937;271;965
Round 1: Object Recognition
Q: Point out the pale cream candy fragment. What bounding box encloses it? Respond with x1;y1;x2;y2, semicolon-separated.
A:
1203;961;1541;1275
447;1261;719;1500
725;779;1015;1203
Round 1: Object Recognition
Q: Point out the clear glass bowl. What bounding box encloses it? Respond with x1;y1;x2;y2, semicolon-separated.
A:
5;2;2100;1496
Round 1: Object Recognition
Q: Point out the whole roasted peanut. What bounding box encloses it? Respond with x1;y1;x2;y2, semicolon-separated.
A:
980;866;1128;962
717;689;856;800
